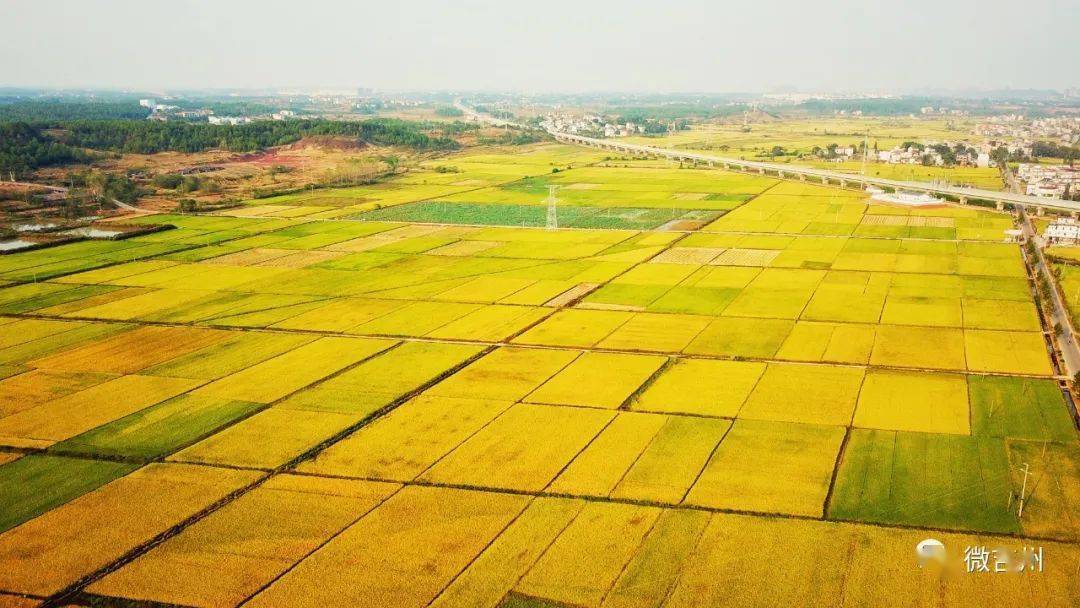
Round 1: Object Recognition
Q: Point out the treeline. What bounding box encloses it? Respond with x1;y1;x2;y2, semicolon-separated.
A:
613;104;746;123
1031;141;1079;162
0;100;150;121
477;130;546;146
0;118;465;178
175;100;281;117
53;118;463;154
0;123;95;178
435;106;464;117
795;98;978;116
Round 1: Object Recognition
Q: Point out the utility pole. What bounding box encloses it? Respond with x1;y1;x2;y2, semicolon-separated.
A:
546;185;558;230
1017;462;1030;519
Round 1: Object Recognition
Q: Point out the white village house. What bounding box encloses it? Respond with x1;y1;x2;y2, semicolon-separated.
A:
1045;217;1080;245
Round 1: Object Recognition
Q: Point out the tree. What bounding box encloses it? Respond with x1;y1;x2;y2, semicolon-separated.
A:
380;155;401;172
434;106;464;118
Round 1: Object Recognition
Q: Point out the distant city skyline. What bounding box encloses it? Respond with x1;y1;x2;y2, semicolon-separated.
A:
2;0;1076;93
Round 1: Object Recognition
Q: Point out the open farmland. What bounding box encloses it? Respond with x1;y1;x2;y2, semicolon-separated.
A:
0;154;1078;607
620;118;1005;191
225;143;611;220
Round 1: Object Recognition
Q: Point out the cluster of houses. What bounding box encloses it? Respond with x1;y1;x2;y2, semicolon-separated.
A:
1044;216;1080;245
139;99;300;124
873;144;993;168
540;114;647;137
976;116;1080;148
1018;164;1080;199
919;106;970;116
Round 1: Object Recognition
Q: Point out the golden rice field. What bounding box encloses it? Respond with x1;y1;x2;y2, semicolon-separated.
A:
0;150;1078;607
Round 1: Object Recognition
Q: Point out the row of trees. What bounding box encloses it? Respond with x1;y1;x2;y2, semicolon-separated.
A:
0;100;150;122
0;118;467;177
53;118;462;154
435;106;464;117
477;130;545;146
1031;141;1079;165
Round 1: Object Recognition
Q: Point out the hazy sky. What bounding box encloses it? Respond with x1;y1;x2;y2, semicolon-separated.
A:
2;0;1075;93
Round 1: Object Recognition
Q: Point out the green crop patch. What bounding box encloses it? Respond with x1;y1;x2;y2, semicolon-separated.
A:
54;395;264;459
0;454;137;533
355;201;722;230
968;375;1076;442
830;429;1021;533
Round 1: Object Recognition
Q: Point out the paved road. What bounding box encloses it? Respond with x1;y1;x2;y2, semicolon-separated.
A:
2;180;67;193
110;197;152;214
1020;209;1080;377
1002;159;1080;376
454;101;519;128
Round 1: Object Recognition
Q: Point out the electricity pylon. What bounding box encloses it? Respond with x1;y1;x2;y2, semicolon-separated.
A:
862;130;870;176
546;185;559;230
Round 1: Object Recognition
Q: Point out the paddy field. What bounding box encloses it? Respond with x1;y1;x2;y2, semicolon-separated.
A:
0;142;1076;607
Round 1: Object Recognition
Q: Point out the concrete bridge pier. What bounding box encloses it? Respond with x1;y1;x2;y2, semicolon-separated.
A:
1037;206;1046;216
758;167;765;175
996;201;1005;211
839;179;847;188
798;174;806;181
959;196;968;205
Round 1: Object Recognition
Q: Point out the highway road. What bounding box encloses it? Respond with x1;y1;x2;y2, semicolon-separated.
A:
550;131;1080;214
455;103;1080;214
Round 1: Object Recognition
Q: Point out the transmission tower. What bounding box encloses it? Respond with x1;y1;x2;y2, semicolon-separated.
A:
546;185;559;230
862;129;870;176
